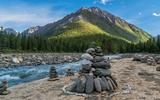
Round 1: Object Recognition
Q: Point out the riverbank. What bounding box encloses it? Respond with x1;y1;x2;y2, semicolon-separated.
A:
0;58;159;100
0;53;81;68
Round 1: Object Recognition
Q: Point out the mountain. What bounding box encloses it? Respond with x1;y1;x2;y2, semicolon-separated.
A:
4;28;17;34
22;7;151;43
0;26;17;35
22;26;41;36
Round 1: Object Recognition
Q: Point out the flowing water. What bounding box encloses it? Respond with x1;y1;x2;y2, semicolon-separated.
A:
0;55;121;87
0;61;83;87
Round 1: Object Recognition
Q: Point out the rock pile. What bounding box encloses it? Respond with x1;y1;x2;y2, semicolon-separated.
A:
133;54;160;66
0;53;80;68
156;66;160;71
133;54;160;72
69;47;118;94
66;68;74;76
48;66;59;81
0;80;10;95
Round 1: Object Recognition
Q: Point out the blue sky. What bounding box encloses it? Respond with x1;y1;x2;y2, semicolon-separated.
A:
0;0;160;36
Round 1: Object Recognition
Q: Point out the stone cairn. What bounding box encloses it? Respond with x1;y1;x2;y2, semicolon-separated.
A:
69;46;118;94
48;66;59;81
133;54;160;71
0;80;10;95
66;68;74;76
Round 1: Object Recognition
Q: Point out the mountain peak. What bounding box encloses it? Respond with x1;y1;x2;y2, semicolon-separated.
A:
22;7;151;43
78;7;103;14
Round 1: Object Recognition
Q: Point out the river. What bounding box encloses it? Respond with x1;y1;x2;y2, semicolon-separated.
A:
0;55;121;87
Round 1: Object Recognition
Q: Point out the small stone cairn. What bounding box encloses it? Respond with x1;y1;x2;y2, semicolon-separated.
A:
0;80;10;95
48;66;59;81
69;46;118;94
66;68;74;76
133;54;160;71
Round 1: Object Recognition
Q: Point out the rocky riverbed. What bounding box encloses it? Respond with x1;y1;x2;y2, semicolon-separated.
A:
0;58;160;100
0;53;81;67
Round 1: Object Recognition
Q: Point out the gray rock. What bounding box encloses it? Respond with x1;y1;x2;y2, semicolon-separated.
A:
81;53;93;61
49;66;58;79
101;76;110;91
86;48;95;55
66;68;74;76
94;78;102;92
93;56;105;62
94;68;111;77
81;64;92;73
95;46;103;53
156;66;160;71
92;61;111;69
107;77;117;89
99;78;107;91
133;55;142;61
106;77;114;91
85;75;94;94
0;80;10;95
76;76;86;93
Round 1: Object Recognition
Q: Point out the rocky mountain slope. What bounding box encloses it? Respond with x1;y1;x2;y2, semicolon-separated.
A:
22;7;151;43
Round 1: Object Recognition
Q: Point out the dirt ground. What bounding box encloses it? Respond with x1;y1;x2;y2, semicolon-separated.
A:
0;58;160;100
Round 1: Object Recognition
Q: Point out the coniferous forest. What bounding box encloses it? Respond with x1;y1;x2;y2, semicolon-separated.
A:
0;31;160;53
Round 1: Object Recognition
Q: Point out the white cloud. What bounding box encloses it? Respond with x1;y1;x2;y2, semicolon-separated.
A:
94;0;109;5
100;0;109;5
0;6;65;26
152;12;160;17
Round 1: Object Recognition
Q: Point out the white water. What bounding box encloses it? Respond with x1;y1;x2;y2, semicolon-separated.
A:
0;55;121;87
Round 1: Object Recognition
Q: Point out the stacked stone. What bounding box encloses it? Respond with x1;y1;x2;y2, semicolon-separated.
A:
0;80;10;95
66;68;74;76
48;66;59;81
133;54;159;66
70;46;118;94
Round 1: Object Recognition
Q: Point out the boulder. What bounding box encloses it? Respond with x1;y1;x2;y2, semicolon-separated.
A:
101;76;110;90
70;79;79;92
94;53;104;56
85;75;94;94
94;78;102;92
140;56;149;63
110;76;118;88
157;60;160;64
81;53;93;61
95;46;103;53
94;68;111;77
81;64;92;73
147;58;156;66
0;80;10;95
155;56;160;64
156;66;160;71
66;68;74;76
76;76;86;93
92;61;111;69
12;57;20;64
133;55;142;61
86;48;95;55
107;77;117;89
48;66;58;81
93;56;105;62
99;78;107;91
106;77;114;91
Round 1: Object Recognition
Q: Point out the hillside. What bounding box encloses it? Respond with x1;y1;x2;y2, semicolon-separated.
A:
23;7;151;43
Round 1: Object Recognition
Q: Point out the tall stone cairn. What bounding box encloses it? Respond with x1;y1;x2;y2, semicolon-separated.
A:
70;46;118;94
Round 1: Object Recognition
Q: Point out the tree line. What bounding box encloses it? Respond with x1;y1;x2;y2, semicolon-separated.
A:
0;31;160;53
